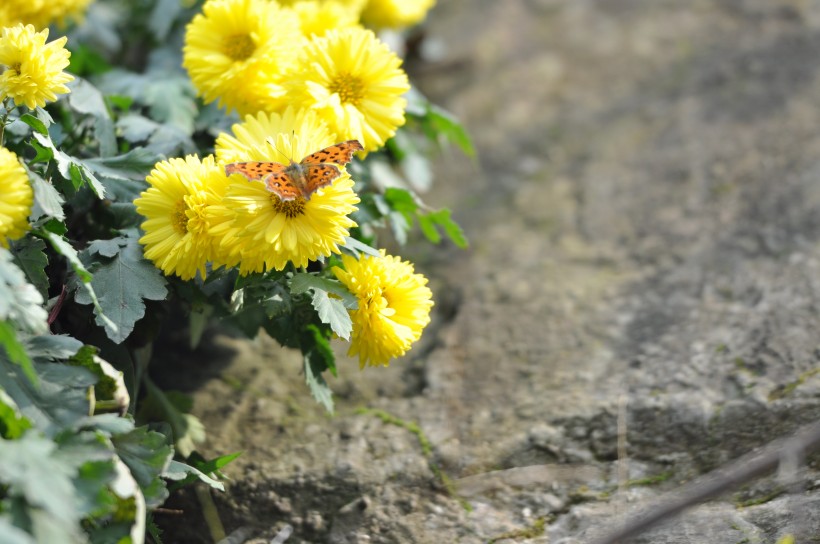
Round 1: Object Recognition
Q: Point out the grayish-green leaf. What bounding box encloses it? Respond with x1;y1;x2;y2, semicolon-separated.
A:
163;460;225;491
32;132;107;198
28;171;65;222
0;433;86;543
10;237;48;298
342;236;381;258
74;235;166;344
111;426;172;509
311;289;352;340
67;78;116;157
290;273;357;309
83;147;162;183
44;232;92;283
0;321;36;386
0;249;47;335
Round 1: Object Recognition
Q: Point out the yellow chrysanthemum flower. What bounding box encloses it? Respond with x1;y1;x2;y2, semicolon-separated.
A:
0;147;32;248
213;108;359;274
360;0;435;29
134;155;231;280
183;0;303;116
334;251;433;368
2;0;94;29
289;1;361;38
0;24;74;110
284;27;409;151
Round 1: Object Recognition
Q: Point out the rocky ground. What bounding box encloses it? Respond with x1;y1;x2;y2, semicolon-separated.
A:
157;1;820;542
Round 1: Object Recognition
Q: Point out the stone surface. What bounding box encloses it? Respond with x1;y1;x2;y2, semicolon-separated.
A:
158;1;820;542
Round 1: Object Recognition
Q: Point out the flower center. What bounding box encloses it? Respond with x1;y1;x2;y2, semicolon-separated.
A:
272;195;306;218
185;199;208;235
224;33;256;61
328;73;365;105
172;200;189;235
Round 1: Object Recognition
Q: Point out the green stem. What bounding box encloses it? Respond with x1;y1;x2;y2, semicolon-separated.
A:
0;98;12;147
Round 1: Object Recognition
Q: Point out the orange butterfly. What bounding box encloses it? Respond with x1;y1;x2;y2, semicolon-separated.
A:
224;140;363;201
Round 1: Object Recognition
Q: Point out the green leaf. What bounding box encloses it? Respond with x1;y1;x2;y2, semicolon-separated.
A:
28;170;65;222
9;237;48;298
31;132;106;198
310;290;352;340
290;273;357;309
0;388;32;439
19;113;48;136
138;380;204;459
0;356;94;438
428;209;469;248
306;324;337;377
425;104;476;157
86;238;124;258
417;213;441;244
0;321;37;386
0;249;48;335
0;433;87;542
83;147;162;182
304;354;333;414
163;460;225;492
111;426;172;509
342;236;381;258
68;346;129;415
43;232;91;283
74;234;167;344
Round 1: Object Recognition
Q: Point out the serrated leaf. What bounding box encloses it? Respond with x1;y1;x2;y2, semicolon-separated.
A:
10;237;48;298
74;235;167;344
86;238;125;258
290;273;357;309
28;171;65;222
311;290;352;340
304;354;333;414
0;249;47;335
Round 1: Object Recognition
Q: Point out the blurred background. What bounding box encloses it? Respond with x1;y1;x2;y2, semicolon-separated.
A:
170;1;820;542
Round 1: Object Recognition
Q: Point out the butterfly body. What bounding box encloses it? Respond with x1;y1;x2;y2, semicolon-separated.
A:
225;139;363;201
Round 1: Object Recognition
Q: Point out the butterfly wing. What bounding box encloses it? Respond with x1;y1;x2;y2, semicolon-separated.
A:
225;161;287;180
264;171;302;201
301;140;364;166
303;164;342;198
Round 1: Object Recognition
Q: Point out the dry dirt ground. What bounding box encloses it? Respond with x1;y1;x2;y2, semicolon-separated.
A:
157;1;820;542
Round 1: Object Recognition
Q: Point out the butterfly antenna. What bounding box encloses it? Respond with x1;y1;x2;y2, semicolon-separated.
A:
266;135;291;162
